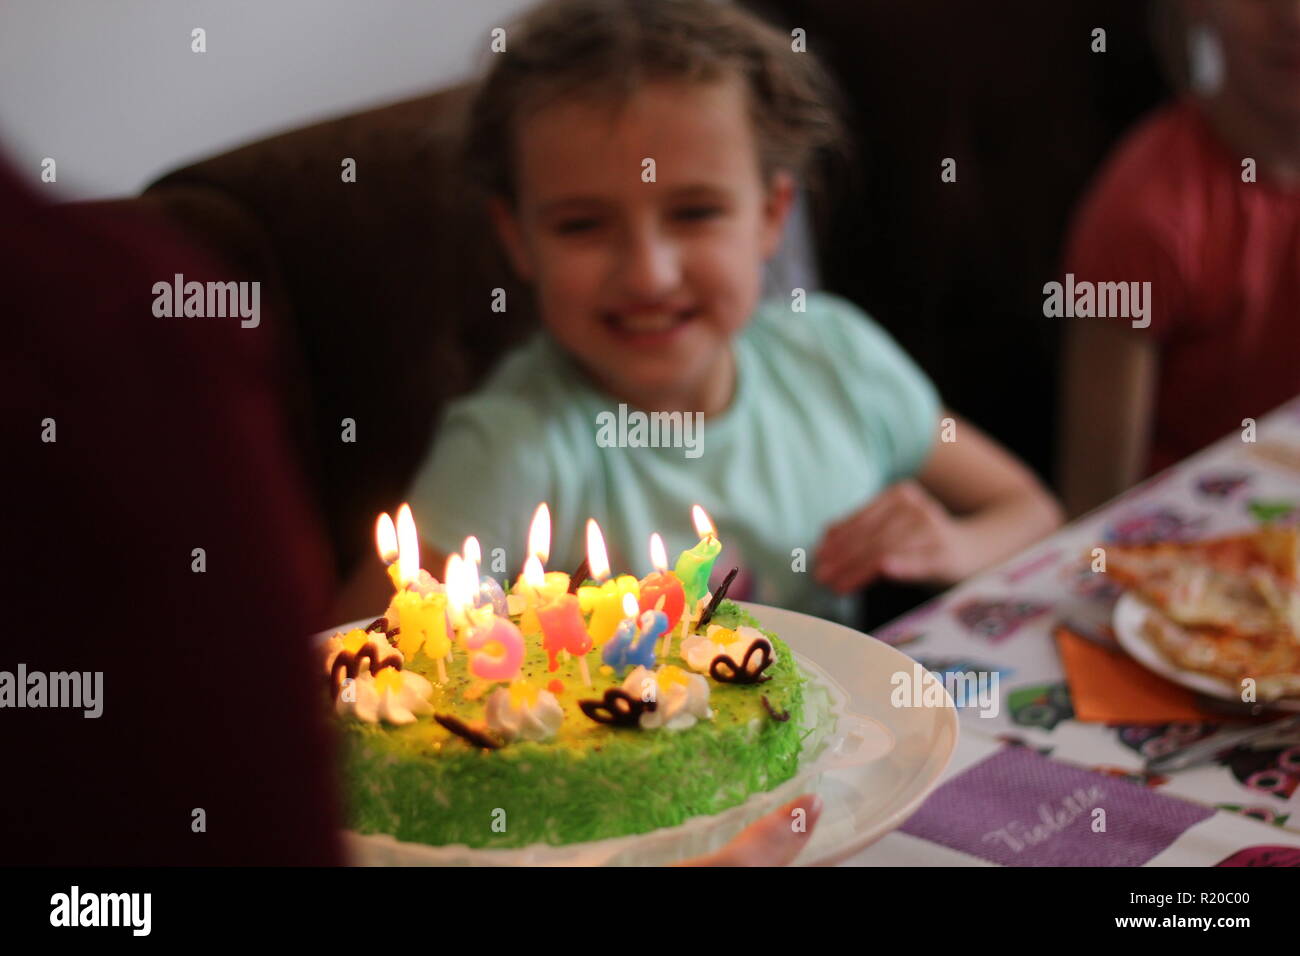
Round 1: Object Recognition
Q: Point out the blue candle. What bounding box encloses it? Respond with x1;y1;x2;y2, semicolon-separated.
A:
602;609;666;676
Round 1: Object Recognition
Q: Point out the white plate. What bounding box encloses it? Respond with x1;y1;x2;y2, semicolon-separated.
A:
325;600;959;865
1113;592;1300;712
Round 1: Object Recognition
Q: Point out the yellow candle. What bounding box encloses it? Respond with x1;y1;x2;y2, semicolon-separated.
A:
579;575;641;645
391;590;449;660
382;503;452;682
579;518;639;645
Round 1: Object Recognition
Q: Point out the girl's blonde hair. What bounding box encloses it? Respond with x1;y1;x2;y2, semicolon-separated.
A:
462;0;844;204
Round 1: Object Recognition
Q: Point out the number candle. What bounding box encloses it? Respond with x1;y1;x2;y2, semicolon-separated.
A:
533;556;593;686
465;615;525;683
390;506;450;682
447;552;524;683
602;592;664;675
634;607;670;669
674;505;721;607
578;518;640;645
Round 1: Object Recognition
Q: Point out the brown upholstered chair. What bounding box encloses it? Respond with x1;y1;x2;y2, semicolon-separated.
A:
74;85;538;581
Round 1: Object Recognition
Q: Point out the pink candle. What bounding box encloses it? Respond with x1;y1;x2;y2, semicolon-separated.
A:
537;592;592;685
465;614;525;683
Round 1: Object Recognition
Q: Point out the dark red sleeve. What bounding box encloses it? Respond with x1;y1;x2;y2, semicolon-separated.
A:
1;160;344;865
1060;114;1191;342
1062;184;1187;341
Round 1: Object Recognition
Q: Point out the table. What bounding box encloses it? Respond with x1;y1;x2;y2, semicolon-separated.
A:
840;396;1300;866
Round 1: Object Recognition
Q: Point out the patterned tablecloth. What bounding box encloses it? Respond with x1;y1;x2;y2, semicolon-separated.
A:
840;397;1300;867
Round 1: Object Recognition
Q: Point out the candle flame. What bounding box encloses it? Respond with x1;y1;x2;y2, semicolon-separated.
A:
395;503;419;587
445;553;471;612
522;553;545;589
375;512;397;565
692;504;715;539
586;518;610;582
463;535;481;568
528;502;552;565
622;592;638;618
649;532;668;573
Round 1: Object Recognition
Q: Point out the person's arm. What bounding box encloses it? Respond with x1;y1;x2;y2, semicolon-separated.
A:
814;410;1062;592
1057;318;1158;518
914;409;1064;568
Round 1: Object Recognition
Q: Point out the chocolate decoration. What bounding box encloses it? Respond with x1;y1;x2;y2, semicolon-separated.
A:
708;638;773;685
760;695;790;722
328;640;403;700
579;688;653;727
365;617;388;633
695;566;739;630
435;714;502;750
567;558;590;594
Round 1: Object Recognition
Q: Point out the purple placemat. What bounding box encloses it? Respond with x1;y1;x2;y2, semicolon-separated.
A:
901;745;1214;866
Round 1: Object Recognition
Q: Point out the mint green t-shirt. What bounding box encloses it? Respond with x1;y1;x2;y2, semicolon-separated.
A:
407;293;940;625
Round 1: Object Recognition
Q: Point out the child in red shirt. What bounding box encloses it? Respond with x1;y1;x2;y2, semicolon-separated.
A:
1058;0;1300;515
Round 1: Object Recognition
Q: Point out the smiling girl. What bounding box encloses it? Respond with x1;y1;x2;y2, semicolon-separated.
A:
355;0;1061;626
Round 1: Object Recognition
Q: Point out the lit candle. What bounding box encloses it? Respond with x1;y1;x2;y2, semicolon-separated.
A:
578;518;640;645
602;592;662;675
513;503;571;634
534;558;592;686
390;507;450;683
639;532;686;635
444;553;471;634
375;512;401;591
463;535;508;616
674;505;721;606
448;558;524;684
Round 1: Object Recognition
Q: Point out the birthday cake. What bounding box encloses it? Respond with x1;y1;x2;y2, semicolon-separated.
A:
322;506;810;850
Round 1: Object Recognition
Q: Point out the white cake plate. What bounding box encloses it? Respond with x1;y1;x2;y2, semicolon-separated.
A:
324;600;959;866
1113;593;1300;712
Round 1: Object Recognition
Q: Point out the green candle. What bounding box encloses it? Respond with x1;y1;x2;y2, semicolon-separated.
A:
674;505;722;605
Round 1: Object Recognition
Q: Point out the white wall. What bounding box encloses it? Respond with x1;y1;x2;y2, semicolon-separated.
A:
0;0;533;200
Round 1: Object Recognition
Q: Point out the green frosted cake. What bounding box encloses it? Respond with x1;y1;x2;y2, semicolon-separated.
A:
323;600;809;849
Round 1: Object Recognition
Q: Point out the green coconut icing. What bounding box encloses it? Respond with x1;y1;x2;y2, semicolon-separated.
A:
336;600;810;848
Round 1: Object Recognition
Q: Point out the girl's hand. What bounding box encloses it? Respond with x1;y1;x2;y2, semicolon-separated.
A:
813;480;975;593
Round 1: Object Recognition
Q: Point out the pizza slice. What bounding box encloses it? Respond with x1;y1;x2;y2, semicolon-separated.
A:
1104;526;1300;640
1104;526;1300;699
1141;613;1300;701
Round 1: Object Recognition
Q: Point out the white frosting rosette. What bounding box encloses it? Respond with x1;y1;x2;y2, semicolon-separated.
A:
621;665;712;731
679;624;774;675
338;667;434;725
484;683;564;742
324;630;433;726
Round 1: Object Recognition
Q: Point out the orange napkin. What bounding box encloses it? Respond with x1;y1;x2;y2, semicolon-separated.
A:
1055;627;1223;723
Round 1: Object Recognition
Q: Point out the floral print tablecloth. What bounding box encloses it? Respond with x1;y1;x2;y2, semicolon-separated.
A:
841;397;1300;866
